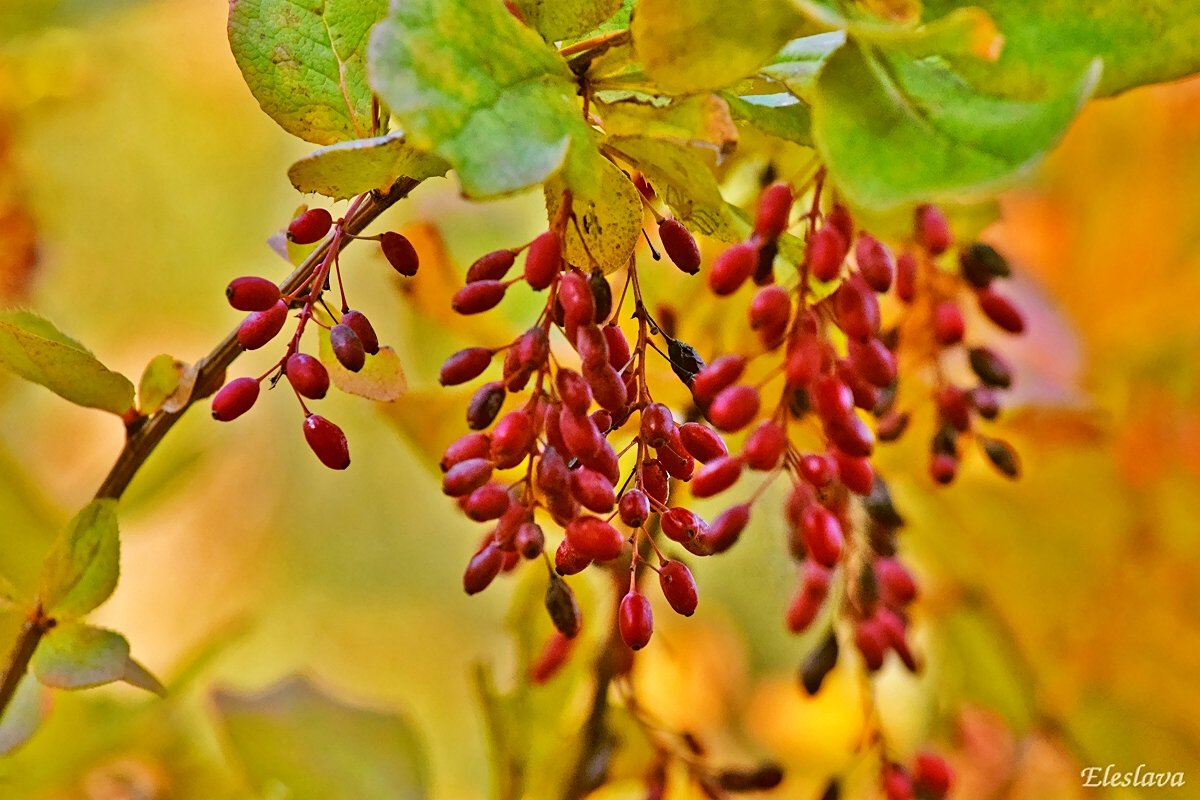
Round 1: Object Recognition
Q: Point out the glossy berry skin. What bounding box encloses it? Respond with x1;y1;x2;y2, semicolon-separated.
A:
440;432;490;472
285;353;329;400
565;515;625;561
380;231;419;276
691;455;743;498
211;377;260;421
237;300;288;350
833;276;880;341
442;458;493;496
440;347;493;386
799;453;836;487
619;591;654;650
743;421;787;470
661;507;705;544
463;543;503;595
225;276;281;312
302;414;350;470
754;181;794;240
709;242;758;296
855;234;894;292
692;355;746;403
932;302;965;346
699;503;749;554
466;249;516;282
832;450;874;495
678;422;728;463
748;285;791;348
707;385;760;432
619;489;651;527
801;505;844;567
329;323;366;372
524;230;562;290
807;224;847;282
640;403;675;447
659;560;699;616
341;310;379;355
453;280;507;315
914;204;952;254
977;287;1026;334
287;208;333;244
658;218;701;274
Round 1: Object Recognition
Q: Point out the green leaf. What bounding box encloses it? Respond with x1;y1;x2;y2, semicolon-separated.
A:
37;499;120;618
513;0;623;41
212;676;427;800
122;656;167;697
287;132;449;200
811;41;1099;209
923;0;1200;97
0;674;46;756
318;333;408;402
368;0;597;198
228;0;387;145
137;353;184;416
31;621;129;690
761;31;845;100
630;0;802;94
722;93;812;145
544;154;643;273
0;310;134;414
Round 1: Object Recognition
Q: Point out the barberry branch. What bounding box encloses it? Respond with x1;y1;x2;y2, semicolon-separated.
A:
0;176;421;724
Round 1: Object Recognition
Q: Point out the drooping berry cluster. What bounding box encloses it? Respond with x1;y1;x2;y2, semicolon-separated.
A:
210;203;421;468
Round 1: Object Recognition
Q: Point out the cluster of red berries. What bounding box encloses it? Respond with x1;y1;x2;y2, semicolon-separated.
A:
881;751;955;800
210;204;420;468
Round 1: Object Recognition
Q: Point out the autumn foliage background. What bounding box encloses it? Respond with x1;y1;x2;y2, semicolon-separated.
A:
0;1;1198;798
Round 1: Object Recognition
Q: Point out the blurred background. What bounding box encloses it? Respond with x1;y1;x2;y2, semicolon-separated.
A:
0;1;1197;798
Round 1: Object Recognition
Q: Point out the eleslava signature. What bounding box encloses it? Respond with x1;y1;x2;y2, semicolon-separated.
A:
1081;765;1186;789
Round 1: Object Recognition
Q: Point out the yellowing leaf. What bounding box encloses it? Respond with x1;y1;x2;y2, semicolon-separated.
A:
513;0;624;41
137;353;185;416
545;154;643;273
0;310;134;414
37;499;120;619
287;132;448;200
630;0;802;94
318;335;408;402
598;95;739;154
228;0;386;144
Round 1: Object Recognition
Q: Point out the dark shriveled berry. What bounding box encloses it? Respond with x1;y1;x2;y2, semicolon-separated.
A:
666;337;705;387
467;382;506;430
968;346;1013;388
237;300;288;350
981;436;1021;478
959;242;1010;288
302;414;350;470
589;269;613;323
800;630;839;696
658;218;701;274
717;764;784;792
545;575;582;638
225;276;281;312
211;377;260;421
380;231;419;276
330;323;366;372
619;591;654;650
287;208;332;244
285;353;329;400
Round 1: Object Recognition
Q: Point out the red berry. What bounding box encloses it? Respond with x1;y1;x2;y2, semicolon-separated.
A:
754;182;793;240
656;439;695;480
882;766;914;800
707;385;760;432
743;421;787;470
929;452;958;484
833;275;880;341
570;467;617;513
855;234;894;292
832;450;873;495
302;414;350;470
697;503;750;554
441;432;491;472
453;280;507;315
330;323;366;372
514;522;545;559
847;337;897;388
225;276;281;312
285;353;329;400
826;204;854;242
812;375;854;423
748;285;791;349
801;505;844;567
619;489;651;527
799;453;836;487
442;457;493;496
913;753;954;798
554;537;590;575
559;408;603;460
678;422;728;463
565;515;625;561
619;591;654;650
825;411;875;457
490;410;536;468
691;455;743;498
914;204;952;254
661;507;705;544
555;368;592;413
583;362;627;413
784;335;823;389
692;355;746;403
287;208;332;244
525;230;562;290
640;459;670;506
708;242;758;296
895;252;917;303
855;617;888;671
464;483;511;521
659;560;699;616
466;249;516;282
602;324;632;371
658;219;701;274
876;558;918;608
936;386;971;432
463;543;503;595
340;310;379;355
932;301;965;346
807;224;847;282
380;231;419;276
640;403;676;448
211;377;260;421
440;347;493;386
977;287;1026;334
237;300;288;350
786;561;831;632
559;270;594;326
529;630;574;684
